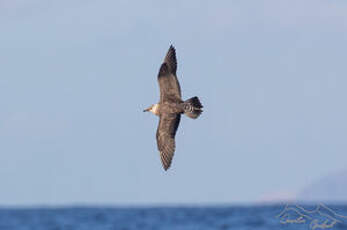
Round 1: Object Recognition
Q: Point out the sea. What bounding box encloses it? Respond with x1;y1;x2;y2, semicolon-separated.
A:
0;204;347;230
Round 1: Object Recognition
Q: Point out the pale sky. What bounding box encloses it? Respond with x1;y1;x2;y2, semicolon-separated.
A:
0;0;347;205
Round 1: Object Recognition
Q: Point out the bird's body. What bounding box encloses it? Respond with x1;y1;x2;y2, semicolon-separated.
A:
149;102;184;116
144;45;203;170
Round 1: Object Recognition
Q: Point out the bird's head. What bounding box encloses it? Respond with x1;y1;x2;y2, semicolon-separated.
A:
143;104;159;115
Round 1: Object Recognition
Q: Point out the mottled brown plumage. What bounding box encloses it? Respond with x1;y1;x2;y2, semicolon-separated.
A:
158;46;182;103
144;45;203;171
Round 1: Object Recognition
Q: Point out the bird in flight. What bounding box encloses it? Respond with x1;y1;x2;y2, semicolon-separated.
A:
144;45;203;171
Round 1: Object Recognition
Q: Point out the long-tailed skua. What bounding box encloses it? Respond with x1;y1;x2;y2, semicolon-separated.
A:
144;45;203;170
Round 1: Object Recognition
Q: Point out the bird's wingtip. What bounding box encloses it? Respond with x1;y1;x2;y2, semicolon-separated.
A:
169;44;175;51
163;165;170;171
163;45;177;74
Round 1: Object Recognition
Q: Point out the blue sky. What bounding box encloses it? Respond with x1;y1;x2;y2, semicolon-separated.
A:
0;0;347;205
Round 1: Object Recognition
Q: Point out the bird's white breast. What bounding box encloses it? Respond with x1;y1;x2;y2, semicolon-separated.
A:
152;104;159;115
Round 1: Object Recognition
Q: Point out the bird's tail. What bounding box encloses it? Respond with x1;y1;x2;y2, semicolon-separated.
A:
183;96;203;119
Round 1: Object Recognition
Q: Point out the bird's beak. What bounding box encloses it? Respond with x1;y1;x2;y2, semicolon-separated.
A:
143;107;151;112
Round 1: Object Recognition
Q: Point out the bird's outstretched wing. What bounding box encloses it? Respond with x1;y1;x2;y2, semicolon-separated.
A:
156;113;181;170
157;45;182;103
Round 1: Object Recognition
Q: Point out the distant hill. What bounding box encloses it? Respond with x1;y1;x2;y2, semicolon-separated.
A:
297;169;347;202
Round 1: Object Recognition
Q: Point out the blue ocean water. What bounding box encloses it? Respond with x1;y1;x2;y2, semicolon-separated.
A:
0;205;346;230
